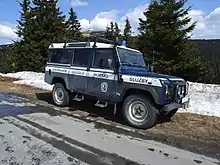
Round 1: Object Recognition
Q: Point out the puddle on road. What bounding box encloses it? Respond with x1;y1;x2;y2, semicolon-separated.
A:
0;100;36;107
0;93;38;117
0;93;34;106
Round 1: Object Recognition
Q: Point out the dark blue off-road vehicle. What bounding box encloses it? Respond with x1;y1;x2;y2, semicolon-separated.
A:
44;35;189;129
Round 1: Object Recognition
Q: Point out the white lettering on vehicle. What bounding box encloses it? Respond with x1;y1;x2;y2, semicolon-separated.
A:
94;73;108;78
52;68;68;73
129;77;148;84
71;70;85;76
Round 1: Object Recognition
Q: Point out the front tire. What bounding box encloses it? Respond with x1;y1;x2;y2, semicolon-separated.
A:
52;83;70;107
122;94;158;129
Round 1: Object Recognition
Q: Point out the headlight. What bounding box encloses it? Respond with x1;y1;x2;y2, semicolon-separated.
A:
160;79;172;97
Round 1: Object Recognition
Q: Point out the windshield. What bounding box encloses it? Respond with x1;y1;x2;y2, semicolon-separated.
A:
117;47;146;67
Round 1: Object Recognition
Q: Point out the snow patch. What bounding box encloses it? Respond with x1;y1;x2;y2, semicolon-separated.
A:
0;71;53;91
180;82;220;117
0;71;220;118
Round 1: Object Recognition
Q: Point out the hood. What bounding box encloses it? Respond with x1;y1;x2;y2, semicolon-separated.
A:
121;66;181;80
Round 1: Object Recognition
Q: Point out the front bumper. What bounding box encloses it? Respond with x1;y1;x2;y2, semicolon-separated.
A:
161;95;190;112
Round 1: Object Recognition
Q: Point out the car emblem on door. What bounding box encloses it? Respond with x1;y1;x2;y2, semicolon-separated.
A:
100;82;108;93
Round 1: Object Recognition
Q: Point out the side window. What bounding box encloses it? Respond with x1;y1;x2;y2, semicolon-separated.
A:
50;49;62;63
50;49;72;64
93;49;115;70
72;48;93;67
60;49;73;64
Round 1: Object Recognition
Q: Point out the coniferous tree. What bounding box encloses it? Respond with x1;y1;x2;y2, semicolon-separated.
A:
114;22;121;40
123;18;132;47
16;0;32;40
104;22;114;40
137;0;209;82
30;0;66;65
9;0;42;72
65;7;82;41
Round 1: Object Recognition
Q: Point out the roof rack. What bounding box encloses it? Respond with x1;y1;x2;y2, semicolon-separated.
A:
61;33;121;48
63;39;91;48
89;34;121;48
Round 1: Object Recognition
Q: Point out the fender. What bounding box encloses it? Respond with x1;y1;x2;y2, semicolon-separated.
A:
120;83;162;105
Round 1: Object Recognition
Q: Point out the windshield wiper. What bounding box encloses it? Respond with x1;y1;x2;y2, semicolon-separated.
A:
121;62;145;68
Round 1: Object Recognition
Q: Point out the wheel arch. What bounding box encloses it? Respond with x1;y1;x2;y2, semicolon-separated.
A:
52;77;68;89
120;87;161;106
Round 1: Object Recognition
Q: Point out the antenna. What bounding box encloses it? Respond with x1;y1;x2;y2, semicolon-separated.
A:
88;12;93;33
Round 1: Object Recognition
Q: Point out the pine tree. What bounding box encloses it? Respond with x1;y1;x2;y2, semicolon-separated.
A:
114;22;121;40
65;8;82;41
16;0;32;40
104;22;114;40
123;18;132;47
10;0;42;72
137;0;208;81
30;0;66;65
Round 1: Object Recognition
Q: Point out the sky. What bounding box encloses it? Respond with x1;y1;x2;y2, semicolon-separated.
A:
0;0;220;44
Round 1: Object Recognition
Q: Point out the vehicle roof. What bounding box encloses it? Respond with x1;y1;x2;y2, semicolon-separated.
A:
48;42;141;53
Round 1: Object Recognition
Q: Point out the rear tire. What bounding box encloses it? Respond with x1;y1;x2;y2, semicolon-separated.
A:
52;83;71;107
122;94;158;129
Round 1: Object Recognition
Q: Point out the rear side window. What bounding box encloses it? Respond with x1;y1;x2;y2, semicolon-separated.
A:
72;48;94;67
49;49;72;64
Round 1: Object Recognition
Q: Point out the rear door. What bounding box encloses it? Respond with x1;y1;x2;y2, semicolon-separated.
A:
45;48;72;89
69;48;94;93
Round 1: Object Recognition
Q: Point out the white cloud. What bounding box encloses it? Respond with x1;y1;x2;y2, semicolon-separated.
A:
1;4;220;42
0;23;17;40
79;4;148;34
71;0;88;7
79;4;220;39
188;7;220;39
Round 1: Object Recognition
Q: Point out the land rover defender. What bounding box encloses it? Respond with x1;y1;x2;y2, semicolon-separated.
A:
44;35;189;129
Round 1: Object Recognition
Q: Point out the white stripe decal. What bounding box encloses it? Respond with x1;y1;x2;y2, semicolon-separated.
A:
90;68;114;73
45;66;162;87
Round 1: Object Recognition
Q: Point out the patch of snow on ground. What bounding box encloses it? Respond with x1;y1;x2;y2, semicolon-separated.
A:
1;71;220;117
180;82;220;117
0;71;53;91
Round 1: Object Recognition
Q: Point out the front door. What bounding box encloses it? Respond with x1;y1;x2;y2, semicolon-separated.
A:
87;48;118;101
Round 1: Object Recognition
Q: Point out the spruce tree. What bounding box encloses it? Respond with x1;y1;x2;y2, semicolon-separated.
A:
30;0;66;63
123;18;132;47
10;0;42;72
137;0;208;81
114;22;121;40
16;0;32;40
65;7;82;41
104;22;114;40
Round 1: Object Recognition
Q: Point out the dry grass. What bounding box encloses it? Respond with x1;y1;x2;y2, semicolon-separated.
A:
0;76;46;96
152;113;220;143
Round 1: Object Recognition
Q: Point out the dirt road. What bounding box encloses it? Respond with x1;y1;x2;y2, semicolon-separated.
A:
0;77;220;163
0;92;220;165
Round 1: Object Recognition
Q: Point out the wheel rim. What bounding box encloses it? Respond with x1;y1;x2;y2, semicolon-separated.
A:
54;87;64;104
128;100;149;123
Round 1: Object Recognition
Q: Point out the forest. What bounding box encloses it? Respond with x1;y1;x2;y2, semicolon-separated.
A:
0;0;219;84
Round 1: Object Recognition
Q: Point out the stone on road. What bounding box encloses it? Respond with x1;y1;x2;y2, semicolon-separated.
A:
0;93;219;165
